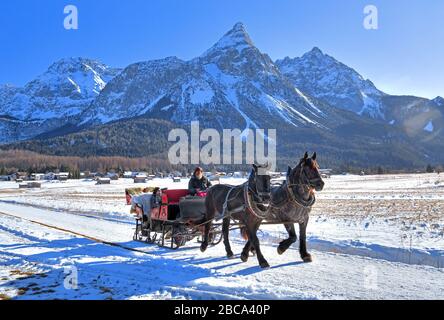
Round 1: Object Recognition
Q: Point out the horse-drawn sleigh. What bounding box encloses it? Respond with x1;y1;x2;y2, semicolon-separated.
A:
128;188;224;249
127;152;325;268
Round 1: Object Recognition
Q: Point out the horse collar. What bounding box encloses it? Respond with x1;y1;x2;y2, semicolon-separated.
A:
244;183;269;219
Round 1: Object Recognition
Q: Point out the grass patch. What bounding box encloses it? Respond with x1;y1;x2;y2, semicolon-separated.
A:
100;286;113;294
10;270;36;278
0;293;12;300
17;287;29;296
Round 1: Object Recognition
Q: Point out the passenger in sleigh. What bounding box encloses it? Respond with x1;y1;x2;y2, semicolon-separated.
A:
150;187;161;209
131;188;161;236
188;167;212;196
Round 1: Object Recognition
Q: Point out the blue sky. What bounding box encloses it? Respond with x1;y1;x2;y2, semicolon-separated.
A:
0;0;443;99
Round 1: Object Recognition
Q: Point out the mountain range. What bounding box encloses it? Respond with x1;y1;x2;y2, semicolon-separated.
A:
1;23;443;170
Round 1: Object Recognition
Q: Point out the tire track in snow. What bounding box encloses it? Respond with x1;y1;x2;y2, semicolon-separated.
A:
0;210;150;256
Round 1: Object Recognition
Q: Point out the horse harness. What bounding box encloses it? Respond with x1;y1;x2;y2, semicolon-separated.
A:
274;165;318;209
218;164;320;221
218;182;271;221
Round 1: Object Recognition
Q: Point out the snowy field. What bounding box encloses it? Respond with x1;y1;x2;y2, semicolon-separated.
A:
0;174;443;300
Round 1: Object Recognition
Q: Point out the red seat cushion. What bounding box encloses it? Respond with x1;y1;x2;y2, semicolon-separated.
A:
163;189;189;204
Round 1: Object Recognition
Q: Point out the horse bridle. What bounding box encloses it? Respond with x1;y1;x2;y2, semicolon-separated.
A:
285;164;318;208
248;170;271;204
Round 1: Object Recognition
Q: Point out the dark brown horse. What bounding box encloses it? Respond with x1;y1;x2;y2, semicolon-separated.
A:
221;152;324;267
269;152;324;263
200;164;272;268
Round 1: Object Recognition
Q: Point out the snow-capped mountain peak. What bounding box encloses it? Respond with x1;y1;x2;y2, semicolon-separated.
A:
0;57;121;143
203;22;254;56
84;22;334;132
0;57;122;121
199;23;280;79
32;57;120;97
276;48;385;118
433;96;444;107
48;57;105;74
303;47;327;59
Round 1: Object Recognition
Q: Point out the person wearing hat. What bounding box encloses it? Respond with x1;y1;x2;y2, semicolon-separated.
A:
188;167;212;196
150;187;161;209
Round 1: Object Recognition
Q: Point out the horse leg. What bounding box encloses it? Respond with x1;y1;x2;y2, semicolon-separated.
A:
277;223;297;255
245;221;270;268
299;217;312;262
201;194;216;253
222;217;234;258
200;221;211;252
240;226;255;256
201;190;219;253
240;240;251;262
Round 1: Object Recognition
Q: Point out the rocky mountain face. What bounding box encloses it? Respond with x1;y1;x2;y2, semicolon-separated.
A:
1;23;443;168
83;23;347;134
275;47;444;141
433;96;444;107
381;95;444;139
276;48;386;118
0;58;121;142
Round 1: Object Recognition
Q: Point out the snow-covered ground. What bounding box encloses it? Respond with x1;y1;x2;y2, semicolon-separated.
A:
0;174;443;300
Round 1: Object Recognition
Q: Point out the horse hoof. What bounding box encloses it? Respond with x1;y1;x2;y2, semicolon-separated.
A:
260;261;270;269
200;244;208;253
277;246;285;255
302;254;313;263
240;254;248;262
227;251;234;259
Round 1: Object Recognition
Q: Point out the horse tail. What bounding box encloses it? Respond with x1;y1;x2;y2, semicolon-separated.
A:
240;227;249;240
